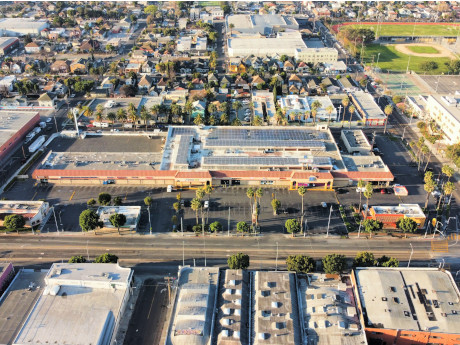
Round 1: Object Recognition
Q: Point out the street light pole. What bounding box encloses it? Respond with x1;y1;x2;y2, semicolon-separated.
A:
275;242;279;271
182;240;185;266
360;36;366;65
326;205;333;238
358;220;362;238
407;243;414;268
227;207;230;237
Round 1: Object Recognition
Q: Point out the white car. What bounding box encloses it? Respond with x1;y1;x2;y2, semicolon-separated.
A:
46;118;52;123
244;116;250;122
321;202;327;208
204;200;209;208
70;94;76;98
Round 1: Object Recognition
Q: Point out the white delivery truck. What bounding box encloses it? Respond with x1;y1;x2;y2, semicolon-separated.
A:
28;135;46;153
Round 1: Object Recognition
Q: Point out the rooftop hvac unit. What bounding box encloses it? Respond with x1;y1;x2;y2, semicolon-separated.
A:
233;331;240;339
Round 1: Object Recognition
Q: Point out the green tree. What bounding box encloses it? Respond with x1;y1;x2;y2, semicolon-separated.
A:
232;100;242;112
113;196;122;206
144;4;158;15
173;201;181;212
253;115;263;126
383;105;393;133
271;199;281;215
98;192;112;206
68;255;87;263
420;60;438;72
236;221;249;235
191;198;202;225
194;113;204;125
285;219;301;237
443;181;456;206
286;254;315;273
209;221;222;233
109;213;126;235
442;164;454;182
322;254;347;274
106;111;116;129
353;251;376;267
228;252;250;269
362;219;383;238
377;255;399;267
4;214;26;234
79;209;102;233
423;172;436;209
196;187;206;200
396;218;418;238
144;196;153;207
94;253;118;263
341;96;349;126
87;198;97;207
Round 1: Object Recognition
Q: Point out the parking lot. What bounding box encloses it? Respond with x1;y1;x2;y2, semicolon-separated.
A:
230;99;252;124
4;180;346;235
419;75;460;94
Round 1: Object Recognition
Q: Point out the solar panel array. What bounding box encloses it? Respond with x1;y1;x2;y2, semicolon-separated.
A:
202;156;300;166
312;157;332;165
175;135;192;165
205;128;327;149
171;127;196;137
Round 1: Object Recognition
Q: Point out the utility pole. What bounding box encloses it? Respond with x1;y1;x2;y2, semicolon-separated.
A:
182;240;185;266
407;243;414;268
181;217;183;237
227;207;230;237
275;242;279;271
164;276;173;306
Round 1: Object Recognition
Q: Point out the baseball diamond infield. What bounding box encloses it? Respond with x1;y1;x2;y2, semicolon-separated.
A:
394;43;457;59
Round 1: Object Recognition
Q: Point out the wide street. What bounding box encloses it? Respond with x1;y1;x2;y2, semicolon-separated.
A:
0;232;456;271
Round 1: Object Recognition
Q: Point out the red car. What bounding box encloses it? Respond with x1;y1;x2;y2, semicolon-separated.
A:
380;188;386;194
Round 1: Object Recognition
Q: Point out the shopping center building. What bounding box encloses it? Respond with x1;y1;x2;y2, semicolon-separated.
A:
32;127;393;189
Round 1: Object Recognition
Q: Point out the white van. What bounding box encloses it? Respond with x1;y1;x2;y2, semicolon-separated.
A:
100;122;109;128
167;185;173;193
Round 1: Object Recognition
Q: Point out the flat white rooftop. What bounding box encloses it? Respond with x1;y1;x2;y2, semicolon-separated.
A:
0;18;48;30
355;268;460;334
0;111;39;148
14;263;132;345
96;206;141;229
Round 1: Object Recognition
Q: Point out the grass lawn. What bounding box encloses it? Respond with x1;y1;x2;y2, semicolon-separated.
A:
363;44;451;74
407;45;440;54
341;23;460;37
199;1;221;6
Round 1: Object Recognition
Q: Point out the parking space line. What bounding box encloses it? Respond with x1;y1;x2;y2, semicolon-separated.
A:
31;191;38;201
69;190;76;201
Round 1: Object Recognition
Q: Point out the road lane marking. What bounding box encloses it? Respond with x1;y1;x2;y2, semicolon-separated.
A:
147;285;158;320
31;191;38;201
69;190;76;201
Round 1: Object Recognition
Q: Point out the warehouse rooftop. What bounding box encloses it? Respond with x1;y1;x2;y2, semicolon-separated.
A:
0;111;39;148
355;268;460;333
14;263;132;345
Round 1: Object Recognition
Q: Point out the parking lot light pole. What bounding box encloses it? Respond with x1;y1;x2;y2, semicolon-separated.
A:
407;243;414;268
326;206;333;238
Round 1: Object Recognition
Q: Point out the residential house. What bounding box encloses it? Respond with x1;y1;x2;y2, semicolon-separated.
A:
235;76;249;90
207;73;218;86
125;63;141;74
50;60;70;73
0;75;16;92
10;62;23;74
220;75;233;88
38;92;57;108
131;49;148;63
100;77;115;95
141;60;155;75
138;75;153;92
70;58;88;74
191;100;206;119
191;78;204;90
324;61;347;74
0;96;28;107
251;75;265;88
288;74;302;89
297;61;309;74
80;39;99;52
283;60;295;72
25;41;41;54
229;59;246;74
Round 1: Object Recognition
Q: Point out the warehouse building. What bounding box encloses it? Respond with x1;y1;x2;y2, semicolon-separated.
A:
13;263;133;345
167;266;220;345
350;91;387;126
425;94;460;145
301;273;367;345
0;37;20;55
341;130;372;154
226;14;299;36
0;111;40;163
0;18;49;36
353;267;460;345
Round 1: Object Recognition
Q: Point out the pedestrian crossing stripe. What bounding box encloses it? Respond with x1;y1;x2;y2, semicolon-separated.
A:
431;240;449;253
447;234;459;241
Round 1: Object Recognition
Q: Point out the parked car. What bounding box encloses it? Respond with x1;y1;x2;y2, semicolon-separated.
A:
321;202;327;208
204;200;209;208
380;188;386;194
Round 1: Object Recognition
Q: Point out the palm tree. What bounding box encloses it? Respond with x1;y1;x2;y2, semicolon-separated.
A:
274;108;286;125
190;198;202;225
140;105;151;130
326;105;334;126
194;113;204;125
298;186;306;234
341;96;349;127
442;165;454;182
229;23;235;36
218;101;229;114
232;101;242;113
444;181;456;206
95;110;103;123
311;100;322;124
348;104;356;129
253;115;263;126
67;110;75;122
383;105;393;134
184;101;193;123
117;108;127;130
220;112;229;125
363;182;373;216
246;188;254;210
106;111;116;130
127;103;138;130
208;103;217;117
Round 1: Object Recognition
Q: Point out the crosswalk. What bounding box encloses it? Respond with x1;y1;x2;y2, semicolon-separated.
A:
431;240;449;253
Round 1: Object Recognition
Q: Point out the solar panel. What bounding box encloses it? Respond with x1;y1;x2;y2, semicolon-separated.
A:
175;135;192;164
203;156;300;166
205;139;325;149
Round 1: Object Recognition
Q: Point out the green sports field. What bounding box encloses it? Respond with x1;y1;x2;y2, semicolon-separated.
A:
407;45;440;54
341;23;460;37
363;44;451;74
